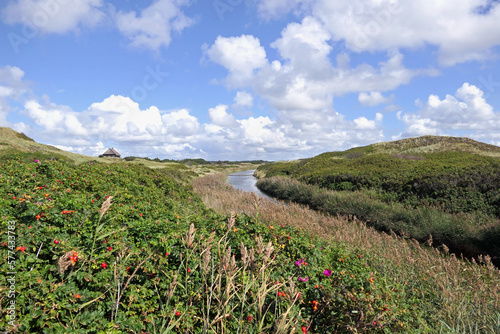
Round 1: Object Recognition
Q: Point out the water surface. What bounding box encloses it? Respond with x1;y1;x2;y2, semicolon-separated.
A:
227;170;273;200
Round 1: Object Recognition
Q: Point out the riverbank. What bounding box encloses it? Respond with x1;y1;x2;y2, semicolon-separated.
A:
192;173;500;333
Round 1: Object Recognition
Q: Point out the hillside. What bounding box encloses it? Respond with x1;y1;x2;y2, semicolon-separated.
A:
0;127;94;164
336;135;500;158
370;135;500;157
256;135;500;266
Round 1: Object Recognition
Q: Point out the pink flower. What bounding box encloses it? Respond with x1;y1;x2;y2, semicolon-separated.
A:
323;269;332;276
298;277;309;282
295;258;306;267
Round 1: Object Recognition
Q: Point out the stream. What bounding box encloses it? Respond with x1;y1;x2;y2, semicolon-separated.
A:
227;170;273;201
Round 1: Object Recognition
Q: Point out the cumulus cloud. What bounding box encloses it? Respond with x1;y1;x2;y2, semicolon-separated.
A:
1;0;105;34
208;104;238;127
202;17;418;156
397;83;500;139
206;18;428;114
115;0;194;51
1;1;194;52
0;65;30;126
358;91;390;106
204;34;268;85
270;16;332;74
233;91;254;107
24;99;87;135
255;0;500;66
4;86;385;160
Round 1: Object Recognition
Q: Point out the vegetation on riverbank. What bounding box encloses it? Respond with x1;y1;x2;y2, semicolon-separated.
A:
193;173;500;333
256;136;500;265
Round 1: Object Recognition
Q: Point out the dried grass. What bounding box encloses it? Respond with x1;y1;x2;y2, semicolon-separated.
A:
58;251;76;274
99;196;113;218
192;173;500;330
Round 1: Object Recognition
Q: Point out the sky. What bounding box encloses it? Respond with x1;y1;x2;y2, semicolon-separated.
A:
1;0;500;161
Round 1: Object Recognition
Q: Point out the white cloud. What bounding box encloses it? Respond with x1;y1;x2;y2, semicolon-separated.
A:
115;0;194;51
161;109;199;138
0;86;14;97
204;34;268;85
270;16;332;73
24;99;87;135
0;65;30;126
233;91;254;107
206;18;427;114
202;18;420;157
398;83;500;138
208;104;237;127
1;0;105;34
1;0;194;52
256;0;500;66
358;91;390;106
2;83;388;160
354;115;381;130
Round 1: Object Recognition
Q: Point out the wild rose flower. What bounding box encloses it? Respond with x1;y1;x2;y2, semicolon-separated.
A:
323;269;332;276
298;277;309;282
295;258;306;267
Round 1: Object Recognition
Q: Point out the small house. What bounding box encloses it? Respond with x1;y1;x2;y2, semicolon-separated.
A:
102;148;121;158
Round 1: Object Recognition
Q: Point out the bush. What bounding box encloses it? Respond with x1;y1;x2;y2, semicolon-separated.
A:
257;176;500;265
0;154;415;333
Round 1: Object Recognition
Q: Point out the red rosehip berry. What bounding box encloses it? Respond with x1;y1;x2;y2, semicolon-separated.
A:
20;246;26;252
54;239;59;244
101;263;107;269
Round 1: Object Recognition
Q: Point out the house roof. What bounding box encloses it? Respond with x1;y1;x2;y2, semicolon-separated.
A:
102;147;121;157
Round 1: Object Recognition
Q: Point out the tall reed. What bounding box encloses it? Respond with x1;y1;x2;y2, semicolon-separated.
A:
192;173;500;332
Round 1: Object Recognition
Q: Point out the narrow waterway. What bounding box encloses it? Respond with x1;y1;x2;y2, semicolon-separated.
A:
227;170;273;201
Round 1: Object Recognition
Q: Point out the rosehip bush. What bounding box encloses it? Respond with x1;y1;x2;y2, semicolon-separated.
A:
0;152;418;333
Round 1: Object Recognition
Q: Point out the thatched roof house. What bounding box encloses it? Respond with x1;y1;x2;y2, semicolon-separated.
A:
102;148;121;158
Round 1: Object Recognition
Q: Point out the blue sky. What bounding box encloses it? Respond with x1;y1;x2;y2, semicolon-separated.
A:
1;0;500;161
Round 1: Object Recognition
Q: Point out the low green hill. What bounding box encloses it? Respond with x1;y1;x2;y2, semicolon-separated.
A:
257;135;500;266
0;127;89;162
340;135;500;158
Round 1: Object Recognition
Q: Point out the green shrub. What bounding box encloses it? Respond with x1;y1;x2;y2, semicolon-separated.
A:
257;176;500;265
0;153;420;333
